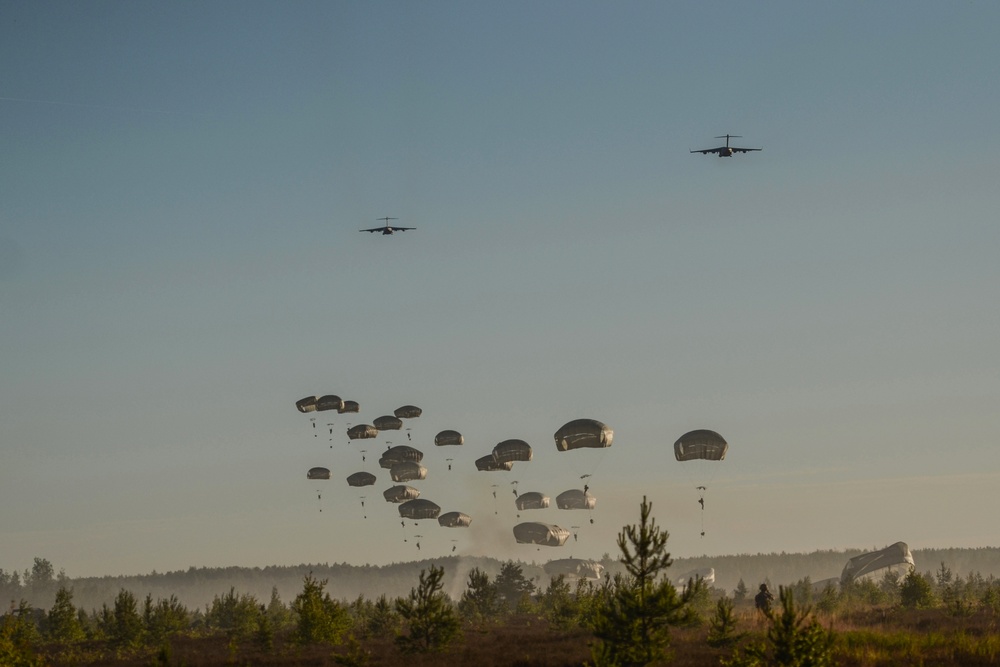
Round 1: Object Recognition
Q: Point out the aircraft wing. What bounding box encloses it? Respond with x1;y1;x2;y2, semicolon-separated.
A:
359;227;384;233
732;147;762;153
392;227;416;231
691;147;722;154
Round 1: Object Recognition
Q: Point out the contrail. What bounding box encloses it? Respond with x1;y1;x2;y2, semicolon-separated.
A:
0;95;208;116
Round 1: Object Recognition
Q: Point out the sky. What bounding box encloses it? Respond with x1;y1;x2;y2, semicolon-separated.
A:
2;1;999;579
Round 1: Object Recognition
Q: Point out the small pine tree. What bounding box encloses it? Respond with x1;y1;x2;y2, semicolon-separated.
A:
590;495;699;666
494;561;536;613
368;594;400;638
540;574;578;630
733;579;749;604
458;567;501;623
707;596;745;648
46;586;85;644
395;565;461;654
105;589;143;648
291;573;352;645
900;568;936;609
723;586;836;667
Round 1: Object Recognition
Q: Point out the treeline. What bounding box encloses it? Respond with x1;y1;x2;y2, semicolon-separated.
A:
3;546;998;613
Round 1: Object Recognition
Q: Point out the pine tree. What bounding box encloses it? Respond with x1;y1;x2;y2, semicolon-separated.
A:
459;567;501;623
291;573;352;645
590;495;698;666
395;565;461;654
46;586;85;644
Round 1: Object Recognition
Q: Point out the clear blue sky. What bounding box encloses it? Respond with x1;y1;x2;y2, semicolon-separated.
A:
2;1;998;578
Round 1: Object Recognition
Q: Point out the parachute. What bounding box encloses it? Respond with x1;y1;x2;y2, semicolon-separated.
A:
434;430;464;446
347;424;378;441
338;400;360;414
475;454;513;472
438;511;472;528
373;415;403;431
316;395;343;412
383;485;421;503
379;445;424;469
346;471;376;487
493;439;533;463
544;558;605;580
394;405;422;419
399;498;441;520
513;522;571;547
841;542;914;586
556;489;596;510
515;492;550;511
554;419;614;452
295;396;318;413
674;567;715;589
307;467;331;480
390;461;428;483
674;429;728;461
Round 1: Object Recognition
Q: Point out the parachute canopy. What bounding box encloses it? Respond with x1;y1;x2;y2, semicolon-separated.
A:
674;429;728;461
383;485;420;503
516;491;550;511
513;522;571;547
674;567;715;589
434;430;464;446
554;419;614;452
338;400;360;414
475;454;513;472
841;542;914;585
296;396;318;413
347;424;378;441
379;445;424;469
390;461;428;483
438;511;472;528
556;489;596;510
394;405;422;419
399;498;441;520
493;439;533;463
307;467;331;480
346;471;376;487
373;415;403;431
544;558;605;580
316;395;343;412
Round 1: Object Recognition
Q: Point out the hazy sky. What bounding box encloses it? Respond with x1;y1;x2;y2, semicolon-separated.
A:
2;2;998;579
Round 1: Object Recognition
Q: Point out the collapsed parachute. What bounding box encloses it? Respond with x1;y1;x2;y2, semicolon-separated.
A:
841;542;914;585
399;499;441;520
438;511;472;528
346;471;376;487
674;567;715;588
513;522;571;547
544;558;604;580
516;492;550;511
383;485;420;503
434;430;464;446
493;439;533;463
554;419;614;452
307;467;331;480
556;489;596;510
674;429;728;461
394;405;422;419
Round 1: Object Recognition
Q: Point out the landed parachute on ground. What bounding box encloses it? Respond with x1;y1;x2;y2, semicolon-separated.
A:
516;492;550;511
394;405;422;419
307;467;331;480
373;415;403;431
434;430;464;446
475;454;513;472
674;429;728;461
554;419;614;452
493;439;533;463
544;558;605;580
383;485;421;503
399;498;441;520
513;522;571;547
338;400;360;414
390;461;428;483
316;395;343;412
674;567;715;589
347;424;378;441
438;511;472;528
841;542;914;586
296;396;318;413
556;489;596;510
346;471;376;487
